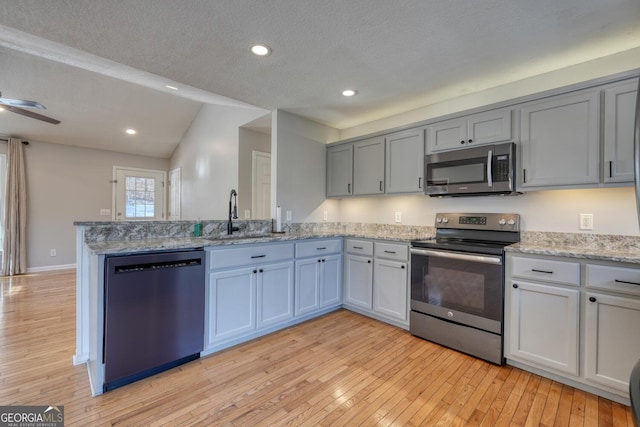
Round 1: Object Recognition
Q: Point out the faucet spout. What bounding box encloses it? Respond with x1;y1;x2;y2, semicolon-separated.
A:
228;189;239;235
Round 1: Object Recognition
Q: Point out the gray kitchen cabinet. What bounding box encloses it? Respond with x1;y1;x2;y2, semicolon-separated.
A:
427;108;512;152
519;89;600;189
603;78;639;183
344;254;373;309
373;258;407;323
353;137;385;195
256;261;295;329
208;266;257;343
294;239;343;317
385;128;425;194
326;143;353;197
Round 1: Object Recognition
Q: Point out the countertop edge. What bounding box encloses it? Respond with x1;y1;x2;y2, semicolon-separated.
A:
505;243;640;264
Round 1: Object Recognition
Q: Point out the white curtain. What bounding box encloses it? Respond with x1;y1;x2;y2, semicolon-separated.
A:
2;138;27;276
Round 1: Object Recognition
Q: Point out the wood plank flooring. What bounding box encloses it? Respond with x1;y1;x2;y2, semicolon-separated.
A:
0;270;634;426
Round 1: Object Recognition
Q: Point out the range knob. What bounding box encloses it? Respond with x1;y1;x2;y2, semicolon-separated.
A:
499;218;506;225
507;219;516;226
436;217;442;223
442;217;449;223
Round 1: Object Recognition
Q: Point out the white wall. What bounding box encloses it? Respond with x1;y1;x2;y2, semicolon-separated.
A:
24;140;168;269
337;187;639;236
238;127;270;216
169;104;269;220
272;110;340;223
340;47;640;139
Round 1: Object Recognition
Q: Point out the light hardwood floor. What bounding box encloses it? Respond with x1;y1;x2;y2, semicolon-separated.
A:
0;270;634;426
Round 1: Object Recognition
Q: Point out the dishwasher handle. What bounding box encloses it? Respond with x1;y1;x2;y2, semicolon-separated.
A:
114;258;202;273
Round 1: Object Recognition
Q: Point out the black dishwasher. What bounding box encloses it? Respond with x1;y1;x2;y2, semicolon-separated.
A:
103;249;205;392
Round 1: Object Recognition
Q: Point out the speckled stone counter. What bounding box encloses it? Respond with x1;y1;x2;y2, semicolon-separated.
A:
506;231;640;264
76;221;435;255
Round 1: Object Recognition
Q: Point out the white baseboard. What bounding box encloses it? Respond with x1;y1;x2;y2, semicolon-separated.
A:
27;263;76;273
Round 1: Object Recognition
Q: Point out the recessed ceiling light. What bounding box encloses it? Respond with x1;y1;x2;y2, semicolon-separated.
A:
125;129;137;135
342;89;358;97
165;85;178;91
250;44;272;56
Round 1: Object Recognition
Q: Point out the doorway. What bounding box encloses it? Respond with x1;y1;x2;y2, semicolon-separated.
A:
252;151;271;219
113;167;166;221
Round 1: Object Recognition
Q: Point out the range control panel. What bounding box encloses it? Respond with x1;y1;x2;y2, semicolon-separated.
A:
435;213;520;231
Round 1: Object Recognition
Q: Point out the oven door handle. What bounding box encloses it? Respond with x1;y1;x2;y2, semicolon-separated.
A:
410;248;502;265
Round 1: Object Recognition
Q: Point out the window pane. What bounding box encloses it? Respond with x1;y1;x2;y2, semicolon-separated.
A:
125;176;156;218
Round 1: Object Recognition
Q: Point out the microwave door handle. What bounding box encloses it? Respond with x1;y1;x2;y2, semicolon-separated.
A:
487;150;493;187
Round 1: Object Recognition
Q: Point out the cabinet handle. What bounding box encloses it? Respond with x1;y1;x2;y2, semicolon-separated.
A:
253;270;257;274
418;177;422;189
251;255;266;259
609;161;613;178
384;250;396;254
353;246;364;250
523;169;527;183
468;139;473;143
259;269;264;273
401;265;405;269
379;181;383;191
615;279;640;286
460;140;465;145
531;268;553;274
367;260;371;264
512;283;518;288
318;259;321;263
589;296;596;302
348;183;351;193
316;247;326;250
321;259;325;262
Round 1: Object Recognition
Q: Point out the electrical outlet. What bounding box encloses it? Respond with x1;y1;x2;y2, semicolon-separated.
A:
50;249;57;257
579;213;593;230
323;210;328;221
244;210;251;219
100;209;111;216
395;212;402;223
286;210;292;221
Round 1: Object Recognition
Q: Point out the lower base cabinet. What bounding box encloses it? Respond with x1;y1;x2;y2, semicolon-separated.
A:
294;254;341;316
344;254;373;310
373;259;408;322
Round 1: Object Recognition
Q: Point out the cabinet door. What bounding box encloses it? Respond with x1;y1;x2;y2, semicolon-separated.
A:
520;89;600;188
508;280;579;375
385;128;425;193
427;118;467;152
467;109;512;145
373;259;408;322
208;267;256;343
326;144;353;197
320;254;342;308
257;261;294;329
603;79;638;183
584;292;640;392
344;254;373;310
353;137;385;195
295;258;320;316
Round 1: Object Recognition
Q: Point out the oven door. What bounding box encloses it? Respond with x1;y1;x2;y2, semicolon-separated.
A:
410;247;503;334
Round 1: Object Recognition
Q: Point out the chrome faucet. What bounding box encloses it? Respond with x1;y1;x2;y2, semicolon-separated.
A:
227;189;239;235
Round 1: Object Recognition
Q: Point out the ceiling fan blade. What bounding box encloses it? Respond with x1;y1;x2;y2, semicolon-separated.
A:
3;105;61;124
0;97;46;109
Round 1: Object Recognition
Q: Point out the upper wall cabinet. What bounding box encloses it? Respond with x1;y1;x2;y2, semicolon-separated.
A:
326;143;353;197
353;137;385;196
427;109;512;153
520;89;600;189
603;78;639;183
385;128;425;194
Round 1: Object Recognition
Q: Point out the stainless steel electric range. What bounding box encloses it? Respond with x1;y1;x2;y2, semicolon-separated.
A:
410;212;520;364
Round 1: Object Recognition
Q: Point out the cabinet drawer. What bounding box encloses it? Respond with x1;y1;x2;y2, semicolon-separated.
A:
586;264;640;297
209;243;294;270
345;239;373;256
511;256;580;286
374;242;408;261
296;239;342;258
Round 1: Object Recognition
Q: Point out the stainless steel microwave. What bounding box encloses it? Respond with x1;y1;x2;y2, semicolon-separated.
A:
424;142;517;197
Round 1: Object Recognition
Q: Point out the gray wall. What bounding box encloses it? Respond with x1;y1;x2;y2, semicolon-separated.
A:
24;140;168;269
169;103;269;220
238;127;270;217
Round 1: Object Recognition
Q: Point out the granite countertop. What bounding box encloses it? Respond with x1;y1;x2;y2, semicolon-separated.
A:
84;231;430;255
505;242;640;264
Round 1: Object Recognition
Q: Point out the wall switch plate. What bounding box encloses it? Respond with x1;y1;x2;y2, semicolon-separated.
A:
579;213;593;230
100;209;111;216
50;249;57;257
286;210;292;221
395;212;402;223
244;210;251;219
323;210;328;221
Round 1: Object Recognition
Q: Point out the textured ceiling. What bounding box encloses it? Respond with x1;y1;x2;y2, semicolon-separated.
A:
1;0;640;157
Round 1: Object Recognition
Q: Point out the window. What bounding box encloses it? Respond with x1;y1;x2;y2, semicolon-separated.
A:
113;167;165;221
125;176;156;218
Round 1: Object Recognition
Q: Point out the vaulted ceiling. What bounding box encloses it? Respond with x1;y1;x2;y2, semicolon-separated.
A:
0;0;639;158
